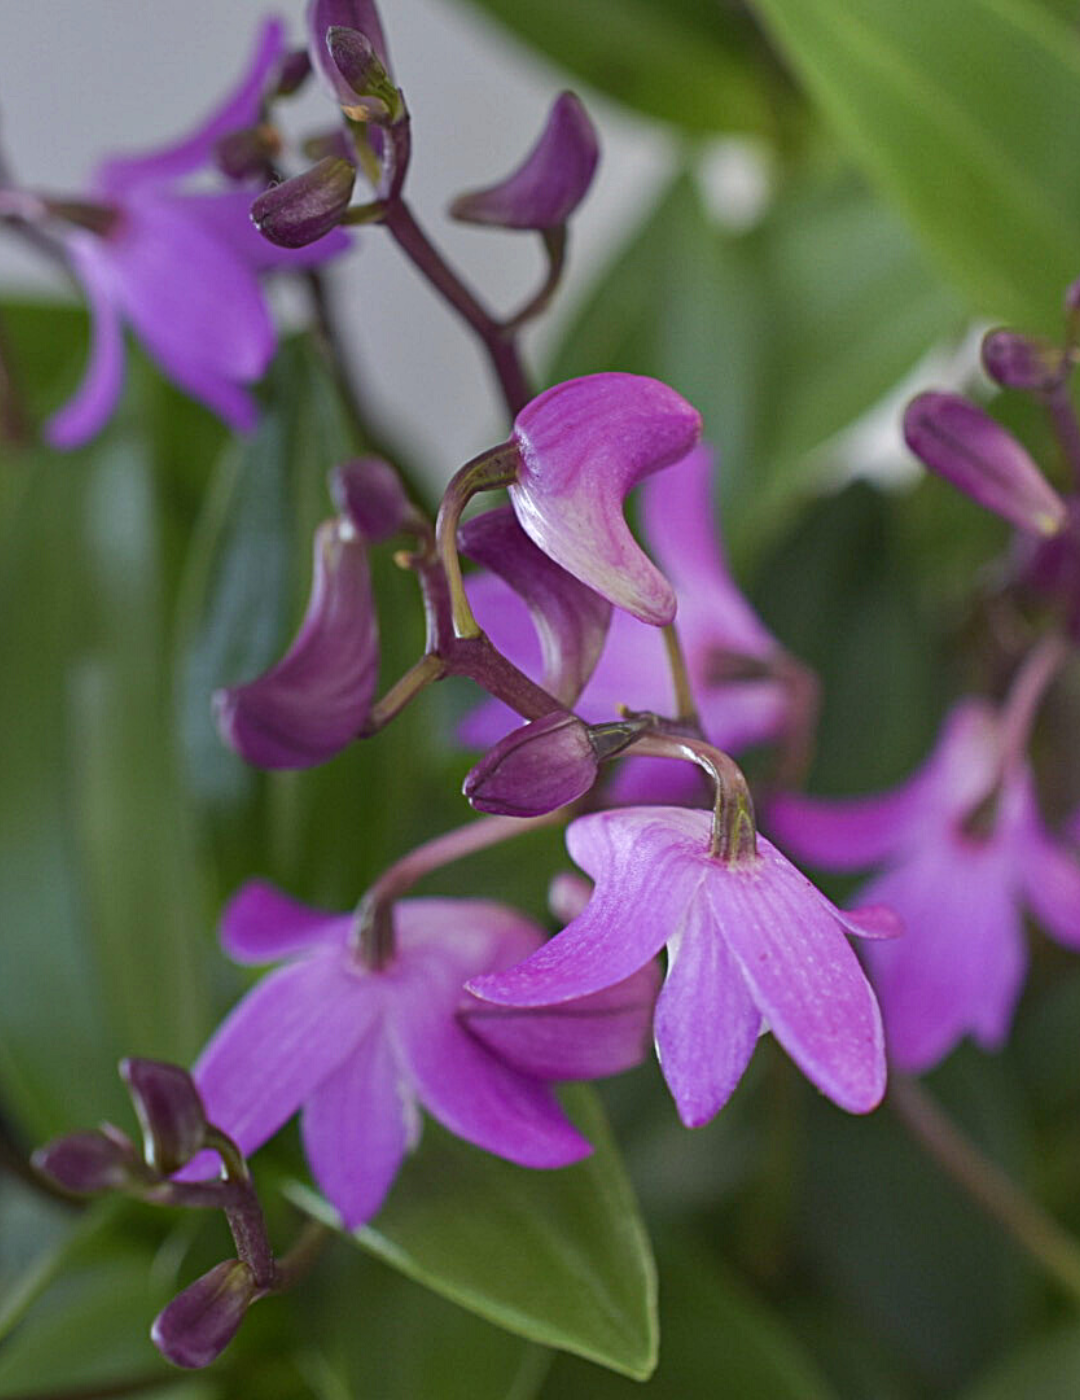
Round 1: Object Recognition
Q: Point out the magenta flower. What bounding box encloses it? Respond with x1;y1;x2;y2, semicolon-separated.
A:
469;807;892;1126
466;447;792;793
214;492;377;770
507;373;702;625
184;881;659;1226
450;92;599;231
44;19;348;448
768;700;1080;1072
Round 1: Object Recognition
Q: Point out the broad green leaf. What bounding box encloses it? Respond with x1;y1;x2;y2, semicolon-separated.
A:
540;1236;837;1398
288;1086;658;1380
749;0;1080;328
960;1325;1080;1400
456;0;795;136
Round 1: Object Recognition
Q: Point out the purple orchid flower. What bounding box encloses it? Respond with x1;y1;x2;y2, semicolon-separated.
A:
44;19;348;449
768;699;1080;1073
182;881;659;1226
469;806;894;1126
465;446;792;797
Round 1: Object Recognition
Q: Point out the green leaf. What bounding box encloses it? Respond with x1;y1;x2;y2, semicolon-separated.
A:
749;0;1080;327
960;1325;1080;1400
540;1236;837;1397
456;0;795;136
288;1086;658;1380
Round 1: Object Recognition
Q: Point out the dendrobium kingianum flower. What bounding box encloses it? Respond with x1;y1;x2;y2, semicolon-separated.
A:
181;878;660;1226
25;19;348;447
464;445;801;799
768;695;1080;1073
469;805;895;1125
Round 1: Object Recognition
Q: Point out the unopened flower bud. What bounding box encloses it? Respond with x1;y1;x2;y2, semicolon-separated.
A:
251;157;356;249
450;93;598;231
276;47;313;97
903;392;1066;536
981;329;1064;392
215;125;282;183
330;457;416;541
307;0;392;102
465;712;649;816
32;1129;142;1195
151;1260;258;1370
120;1059;208;1175
326;26;401;122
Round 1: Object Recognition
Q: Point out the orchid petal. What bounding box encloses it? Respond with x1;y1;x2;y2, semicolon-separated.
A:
654;883;761;1127
301;1019;411;1227
461;505;611;707
220;881;351;965
463;961;661;1081
449;93;598;231
215;518;377;769
508;374;701;625
715;839;886;1113
766;786;926;872
189;952;374;1164
94;19;286;197
44;236;126;449
1020;821;1080;949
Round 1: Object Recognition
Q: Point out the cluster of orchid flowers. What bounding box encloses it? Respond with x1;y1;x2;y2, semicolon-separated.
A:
16;0;1080;1375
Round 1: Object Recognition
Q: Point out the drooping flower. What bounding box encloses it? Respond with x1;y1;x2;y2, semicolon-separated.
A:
449;92;599;231
182;881;659;1226
768;699;1080;1072
469;806;893;1126
465;446;795;796
42;19;348;448
506;373;702;624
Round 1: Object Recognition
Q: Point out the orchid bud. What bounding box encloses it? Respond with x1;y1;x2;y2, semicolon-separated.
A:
214;517;378;769
120;1059;208;1176
33;1128;142;1195
214;124;282;183
508;374;702;625
276;47;313;97
981;330;1064;392
151;1261;258;1370
459;505;611;707
326;26;401;122
307;0;392;101
330;457;416;542
464;712;650;816
903;392;1066;536
251;157;356;249
450;93;599;231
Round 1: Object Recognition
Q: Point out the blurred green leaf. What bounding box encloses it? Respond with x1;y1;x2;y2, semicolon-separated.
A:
960;1325;1080;1400
550;171;960;563
540;1236;837;1398
749;0;1080;328
456;0;794;136
288;1086;658;1380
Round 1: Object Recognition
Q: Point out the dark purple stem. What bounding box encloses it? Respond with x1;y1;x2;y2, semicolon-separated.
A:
382;199;532;417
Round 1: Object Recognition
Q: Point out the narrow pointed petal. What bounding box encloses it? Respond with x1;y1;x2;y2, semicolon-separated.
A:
301;1020;411;1227
94;20;286;196
220;880;351;964
767;784;927;871
151;350;260;434
188;953;374;1164
460;505;611;707
308;0;392;99
215;518;377;769
904;392;1065;536
835;903;905;940
1020;821;1080;949
715;840;886;1113
654;885;761;1127
862;845;1025;1072
449;92;598;230
462;961;661;1081
508;374;701;624
468;808;706;1006
397;1007;590;1168
44;236;126;448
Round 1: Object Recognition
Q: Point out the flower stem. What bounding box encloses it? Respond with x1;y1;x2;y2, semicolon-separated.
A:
889;1076;1080;1304
501;226;567;332
631;731;757;862
662;623;698;724
998;629;1070;776
433;444;520;639
382;199;532;416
